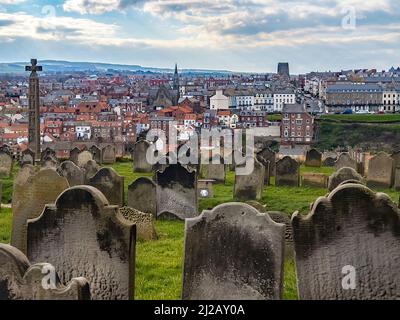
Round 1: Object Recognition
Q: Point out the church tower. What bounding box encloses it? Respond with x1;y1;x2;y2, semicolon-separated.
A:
173;63;180;104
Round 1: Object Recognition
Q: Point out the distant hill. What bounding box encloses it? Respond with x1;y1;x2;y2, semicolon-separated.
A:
0;60;234;75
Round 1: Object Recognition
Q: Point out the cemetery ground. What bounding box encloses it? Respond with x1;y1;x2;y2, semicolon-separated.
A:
0;161;399;300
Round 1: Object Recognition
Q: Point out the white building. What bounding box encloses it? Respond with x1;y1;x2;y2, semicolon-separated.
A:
254;93;274;111
235;94;255;110
210;90;230;110
273;92;296;112
76;125;91;140
382;88;400;113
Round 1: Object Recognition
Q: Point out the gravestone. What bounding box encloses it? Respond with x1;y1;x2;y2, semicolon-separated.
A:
88;167;124;207
102;145;116;164
302;173;328;188
395;166;400;191
27;186;136;300
57;161;85;187
89;145;102;164
200;156;226;183
367;152;394;189
335;153;357;171
119;207;157;241
84;160;100;182
132;140;153;173
257;157;270;185
11;167;69;254
0;244;90;300
198;179;214;198
42;156;58;168
182;203;285;300
69;147;80;164
127;177;157;215
234;157;265;201
323;156;336;167
328;167;365;191
156;163;197;220
305;149;322;167
257;147;276;177
20;149;34;166
268;212;294;260
0;151;13;178
41;147;56;162
275;156;300;187
391;150;400;169
77;151;93;167
292;183;400;300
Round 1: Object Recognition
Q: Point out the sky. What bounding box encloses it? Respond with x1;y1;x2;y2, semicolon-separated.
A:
0;0;399;74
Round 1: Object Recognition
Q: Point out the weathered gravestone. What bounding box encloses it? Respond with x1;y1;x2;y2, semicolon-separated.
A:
367;152;394;189
200;156;226;183
84;160;100;183
20;149;34;166
77;150;93;167
42;157;58;169
302;173;328;188
292;183;400;300
102;145;116;164
27;186;136;300
89;145;102;164
256;157;270;186
156;163;197;220
395;166;400;191
127;177;157;215
132;140;153;173
88;167;124;207
41;147;56;162
57;161;85;186
305;148;322;167
119;207;157;241
328;167;365;191
182;203;285;300
275;156;300;187
0;151;13;178
391;150;400;169
323;156;337;167
69;147;80;164
257;147;276;177
335;153;357;171
234;157;265;200
0;243;90;300
11;167;69;254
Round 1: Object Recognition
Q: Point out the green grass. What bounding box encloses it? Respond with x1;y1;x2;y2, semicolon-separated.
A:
1;165;19;204
321;114;400;123
0;161;399;300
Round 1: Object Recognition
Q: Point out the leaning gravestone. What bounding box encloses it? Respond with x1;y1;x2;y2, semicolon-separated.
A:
328;167;365;191
57;161;85;187
367;152;394;189
77;150;93;167
11;167;69;254
89;145;102;164
84;160;100;183
293;183;400;300
102;145;116;164
156;163;197;220
182;203;285;300
305;149;322;167
27;186;136;300
127;177;157;215
132;140;153;173
0;243;90;300
119;207;157;241
234;157;265;200
275;156;300;187
0;151;13;178
257;147;276;177
335;153;357;171
88;167;124;207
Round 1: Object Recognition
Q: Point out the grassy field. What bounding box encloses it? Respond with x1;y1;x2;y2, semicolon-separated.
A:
320;114;400;123
0;161;399;300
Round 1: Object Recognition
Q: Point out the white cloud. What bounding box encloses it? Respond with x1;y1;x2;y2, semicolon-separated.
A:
63;0;121;15
0;0;26;4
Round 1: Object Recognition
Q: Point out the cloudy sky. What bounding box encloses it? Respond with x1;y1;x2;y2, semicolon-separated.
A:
0;0;399;73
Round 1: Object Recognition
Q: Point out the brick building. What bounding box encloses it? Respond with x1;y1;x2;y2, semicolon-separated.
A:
281;103;314;145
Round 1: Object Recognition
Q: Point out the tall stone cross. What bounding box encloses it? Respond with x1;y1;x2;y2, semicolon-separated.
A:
25;59;42;162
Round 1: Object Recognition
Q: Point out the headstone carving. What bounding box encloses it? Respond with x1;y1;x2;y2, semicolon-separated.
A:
88;167;124;207
305;149;322;167
335;153;357;171
182;203;285;300
0;243;90;300
27;186;136;300
292;183;400;300
234;157;265;200
132;140;153;173
156;163;197;220
366;152;394;189
57;161;85;187
127;177;157;215
11;167;69;254
328;167;365;191
275;156;300;187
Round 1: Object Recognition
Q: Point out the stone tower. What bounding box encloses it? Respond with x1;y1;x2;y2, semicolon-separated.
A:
173;63;180;104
